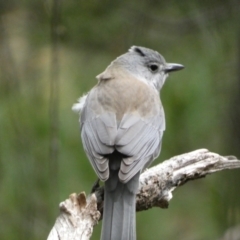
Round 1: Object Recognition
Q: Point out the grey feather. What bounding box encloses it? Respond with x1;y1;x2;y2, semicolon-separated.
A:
75;46;184;240
101;158;140;240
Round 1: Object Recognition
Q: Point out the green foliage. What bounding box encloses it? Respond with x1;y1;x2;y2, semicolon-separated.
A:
0;1;240;239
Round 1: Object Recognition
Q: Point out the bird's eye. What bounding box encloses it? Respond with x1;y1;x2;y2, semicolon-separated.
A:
149;64;159;72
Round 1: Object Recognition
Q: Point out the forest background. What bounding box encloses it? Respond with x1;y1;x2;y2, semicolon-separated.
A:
0;1;240;239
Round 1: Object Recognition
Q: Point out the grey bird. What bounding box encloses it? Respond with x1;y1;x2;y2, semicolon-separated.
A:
72;46;184;240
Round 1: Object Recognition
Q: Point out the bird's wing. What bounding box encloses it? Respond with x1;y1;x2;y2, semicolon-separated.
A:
115;113;165;183
80;74;165;183
81;105;165;183
80;100;117;181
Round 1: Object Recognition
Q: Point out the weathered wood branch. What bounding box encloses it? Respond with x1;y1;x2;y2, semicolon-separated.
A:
47;149;240;240
47;193;100;240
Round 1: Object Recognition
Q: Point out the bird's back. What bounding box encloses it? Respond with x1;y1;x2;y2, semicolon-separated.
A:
85;68;164;124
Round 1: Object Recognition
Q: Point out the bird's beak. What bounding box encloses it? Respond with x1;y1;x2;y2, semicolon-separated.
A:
165;63;184;73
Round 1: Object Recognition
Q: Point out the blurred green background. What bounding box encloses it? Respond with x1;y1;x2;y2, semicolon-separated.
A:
0;1;240;239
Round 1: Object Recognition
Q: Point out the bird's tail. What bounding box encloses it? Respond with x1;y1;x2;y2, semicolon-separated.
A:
101;172;139;240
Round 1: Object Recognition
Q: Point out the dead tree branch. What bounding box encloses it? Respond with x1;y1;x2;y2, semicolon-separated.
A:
47;149;240;240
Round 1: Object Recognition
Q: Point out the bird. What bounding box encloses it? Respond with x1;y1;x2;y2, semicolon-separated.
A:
72;46;184;240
